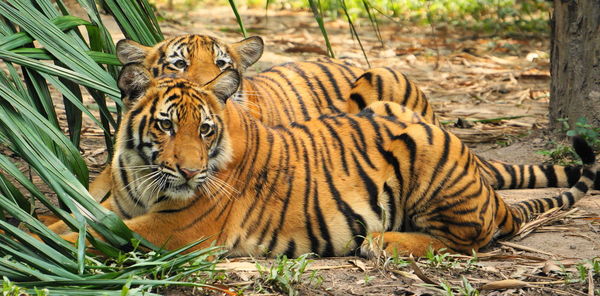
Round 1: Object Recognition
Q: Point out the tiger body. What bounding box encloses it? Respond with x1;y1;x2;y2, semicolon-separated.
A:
65;66;597;258
96;34;599;205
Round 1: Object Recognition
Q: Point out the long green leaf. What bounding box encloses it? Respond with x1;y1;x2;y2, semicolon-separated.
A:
228;0;247;37
0;15;91;50
308;0;335;57
339;0;370;67
0;225;80;278
0;49;120;100
0;1;114;84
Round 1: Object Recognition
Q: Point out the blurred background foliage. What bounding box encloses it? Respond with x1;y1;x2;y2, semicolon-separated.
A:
154;0;551;34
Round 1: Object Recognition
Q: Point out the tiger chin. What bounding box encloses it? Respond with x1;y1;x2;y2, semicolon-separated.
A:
55;63;598;259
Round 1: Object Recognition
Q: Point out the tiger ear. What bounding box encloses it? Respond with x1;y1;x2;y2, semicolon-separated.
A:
116;39;151;64
230;36;264;70
118;63;151;109
204;69;241;105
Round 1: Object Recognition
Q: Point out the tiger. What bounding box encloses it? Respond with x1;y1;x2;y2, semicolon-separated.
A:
85;33;599;201
56;63;598;258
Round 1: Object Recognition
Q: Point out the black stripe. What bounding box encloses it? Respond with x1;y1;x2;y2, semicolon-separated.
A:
350;93;366;110
250;135;288;236
361;72;373;84
251;76;296;121
542;197;556;208
313;180;334;256
320;119;349;174
582;168;596;179
310;62;345;102
351;153;381;218
377;145;404;202
532;198;544;212
313;76;341;113
176;199;217;229
256;216;273;247
118;157;146;209
241;132;275;228
375;74;384;99
321;161;366;249
505;164;517;189
564;191;575;206
518;165;525;188
284;240;296;258
266;140;296;251
393;134;417;178
385;67;400;83
270;69;310;121
288;63;325;114
574;182;589;193
125;107;144;149
541;165;558;187
483;160;505;189
383;183;396;230
420;123;434;145
527;166;536;188
301;143;320;254
555;194;564;207
523;201;535;214
401;73;412;105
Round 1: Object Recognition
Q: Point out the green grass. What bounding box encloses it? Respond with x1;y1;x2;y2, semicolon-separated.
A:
0;0;231;294
537;117;600;165
253;253;322;295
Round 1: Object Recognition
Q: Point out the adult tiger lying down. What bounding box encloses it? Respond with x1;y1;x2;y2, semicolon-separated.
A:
54;64;598;258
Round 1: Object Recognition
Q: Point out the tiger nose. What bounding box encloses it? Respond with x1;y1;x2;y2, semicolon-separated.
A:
180;168;201;180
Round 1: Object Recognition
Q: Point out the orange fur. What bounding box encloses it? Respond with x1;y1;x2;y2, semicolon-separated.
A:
55;67;597;258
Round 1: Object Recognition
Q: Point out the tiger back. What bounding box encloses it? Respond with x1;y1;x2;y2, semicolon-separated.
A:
58;65;598;259
116;35;439;125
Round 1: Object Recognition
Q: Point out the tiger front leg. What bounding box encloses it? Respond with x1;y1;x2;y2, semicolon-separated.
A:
62;211;213;253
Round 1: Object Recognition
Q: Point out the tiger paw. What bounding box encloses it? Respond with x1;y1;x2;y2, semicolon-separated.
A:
360;232;449;258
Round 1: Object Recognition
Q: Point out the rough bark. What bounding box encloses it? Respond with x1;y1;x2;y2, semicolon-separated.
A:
550;0;600;130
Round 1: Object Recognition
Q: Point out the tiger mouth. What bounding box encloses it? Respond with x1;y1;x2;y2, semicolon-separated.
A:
161;175;208;198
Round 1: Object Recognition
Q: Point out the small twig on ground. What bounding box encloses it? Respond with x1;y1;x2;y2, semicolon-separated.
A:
588;270;594;296
499;241;560;257
516;208;578;240
387;269;422;282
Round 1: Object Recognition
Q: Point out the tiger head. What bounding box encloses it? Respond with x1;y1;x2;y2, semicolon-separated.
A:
116;34;263;87
116;63;241;200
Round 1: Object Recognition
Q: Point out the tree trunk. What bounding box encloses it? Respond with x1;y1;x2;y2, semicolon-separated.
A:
550;0;600;130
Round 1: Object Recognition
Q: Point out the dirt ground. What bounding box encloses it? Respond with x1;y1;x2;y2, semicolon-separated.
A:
70;4;600;295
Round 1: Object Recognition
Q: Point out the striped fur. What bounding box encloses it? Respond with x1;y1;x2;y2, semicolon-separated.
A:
61;67;598;257
101;35;600;198
116;35;438;124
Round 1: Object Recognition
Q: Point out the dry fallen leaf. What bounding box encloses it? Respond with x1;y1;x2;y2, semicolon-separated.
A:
348;259;368;272
542;261;562;275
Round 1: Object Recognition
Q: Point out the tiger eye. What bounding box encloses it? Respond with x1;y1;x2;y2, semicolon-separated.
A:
215;59;226;68
199;123;211;135
173;60;186;69
159;119;173;130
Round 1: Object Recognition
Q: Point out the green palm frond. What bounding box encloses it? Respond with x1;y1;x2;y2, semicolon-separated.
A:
0;0;222;293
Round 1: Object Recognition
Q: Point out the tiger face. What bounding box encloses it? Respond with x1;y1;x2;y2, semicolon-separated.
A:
116;35;263;86
115;64;241;200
